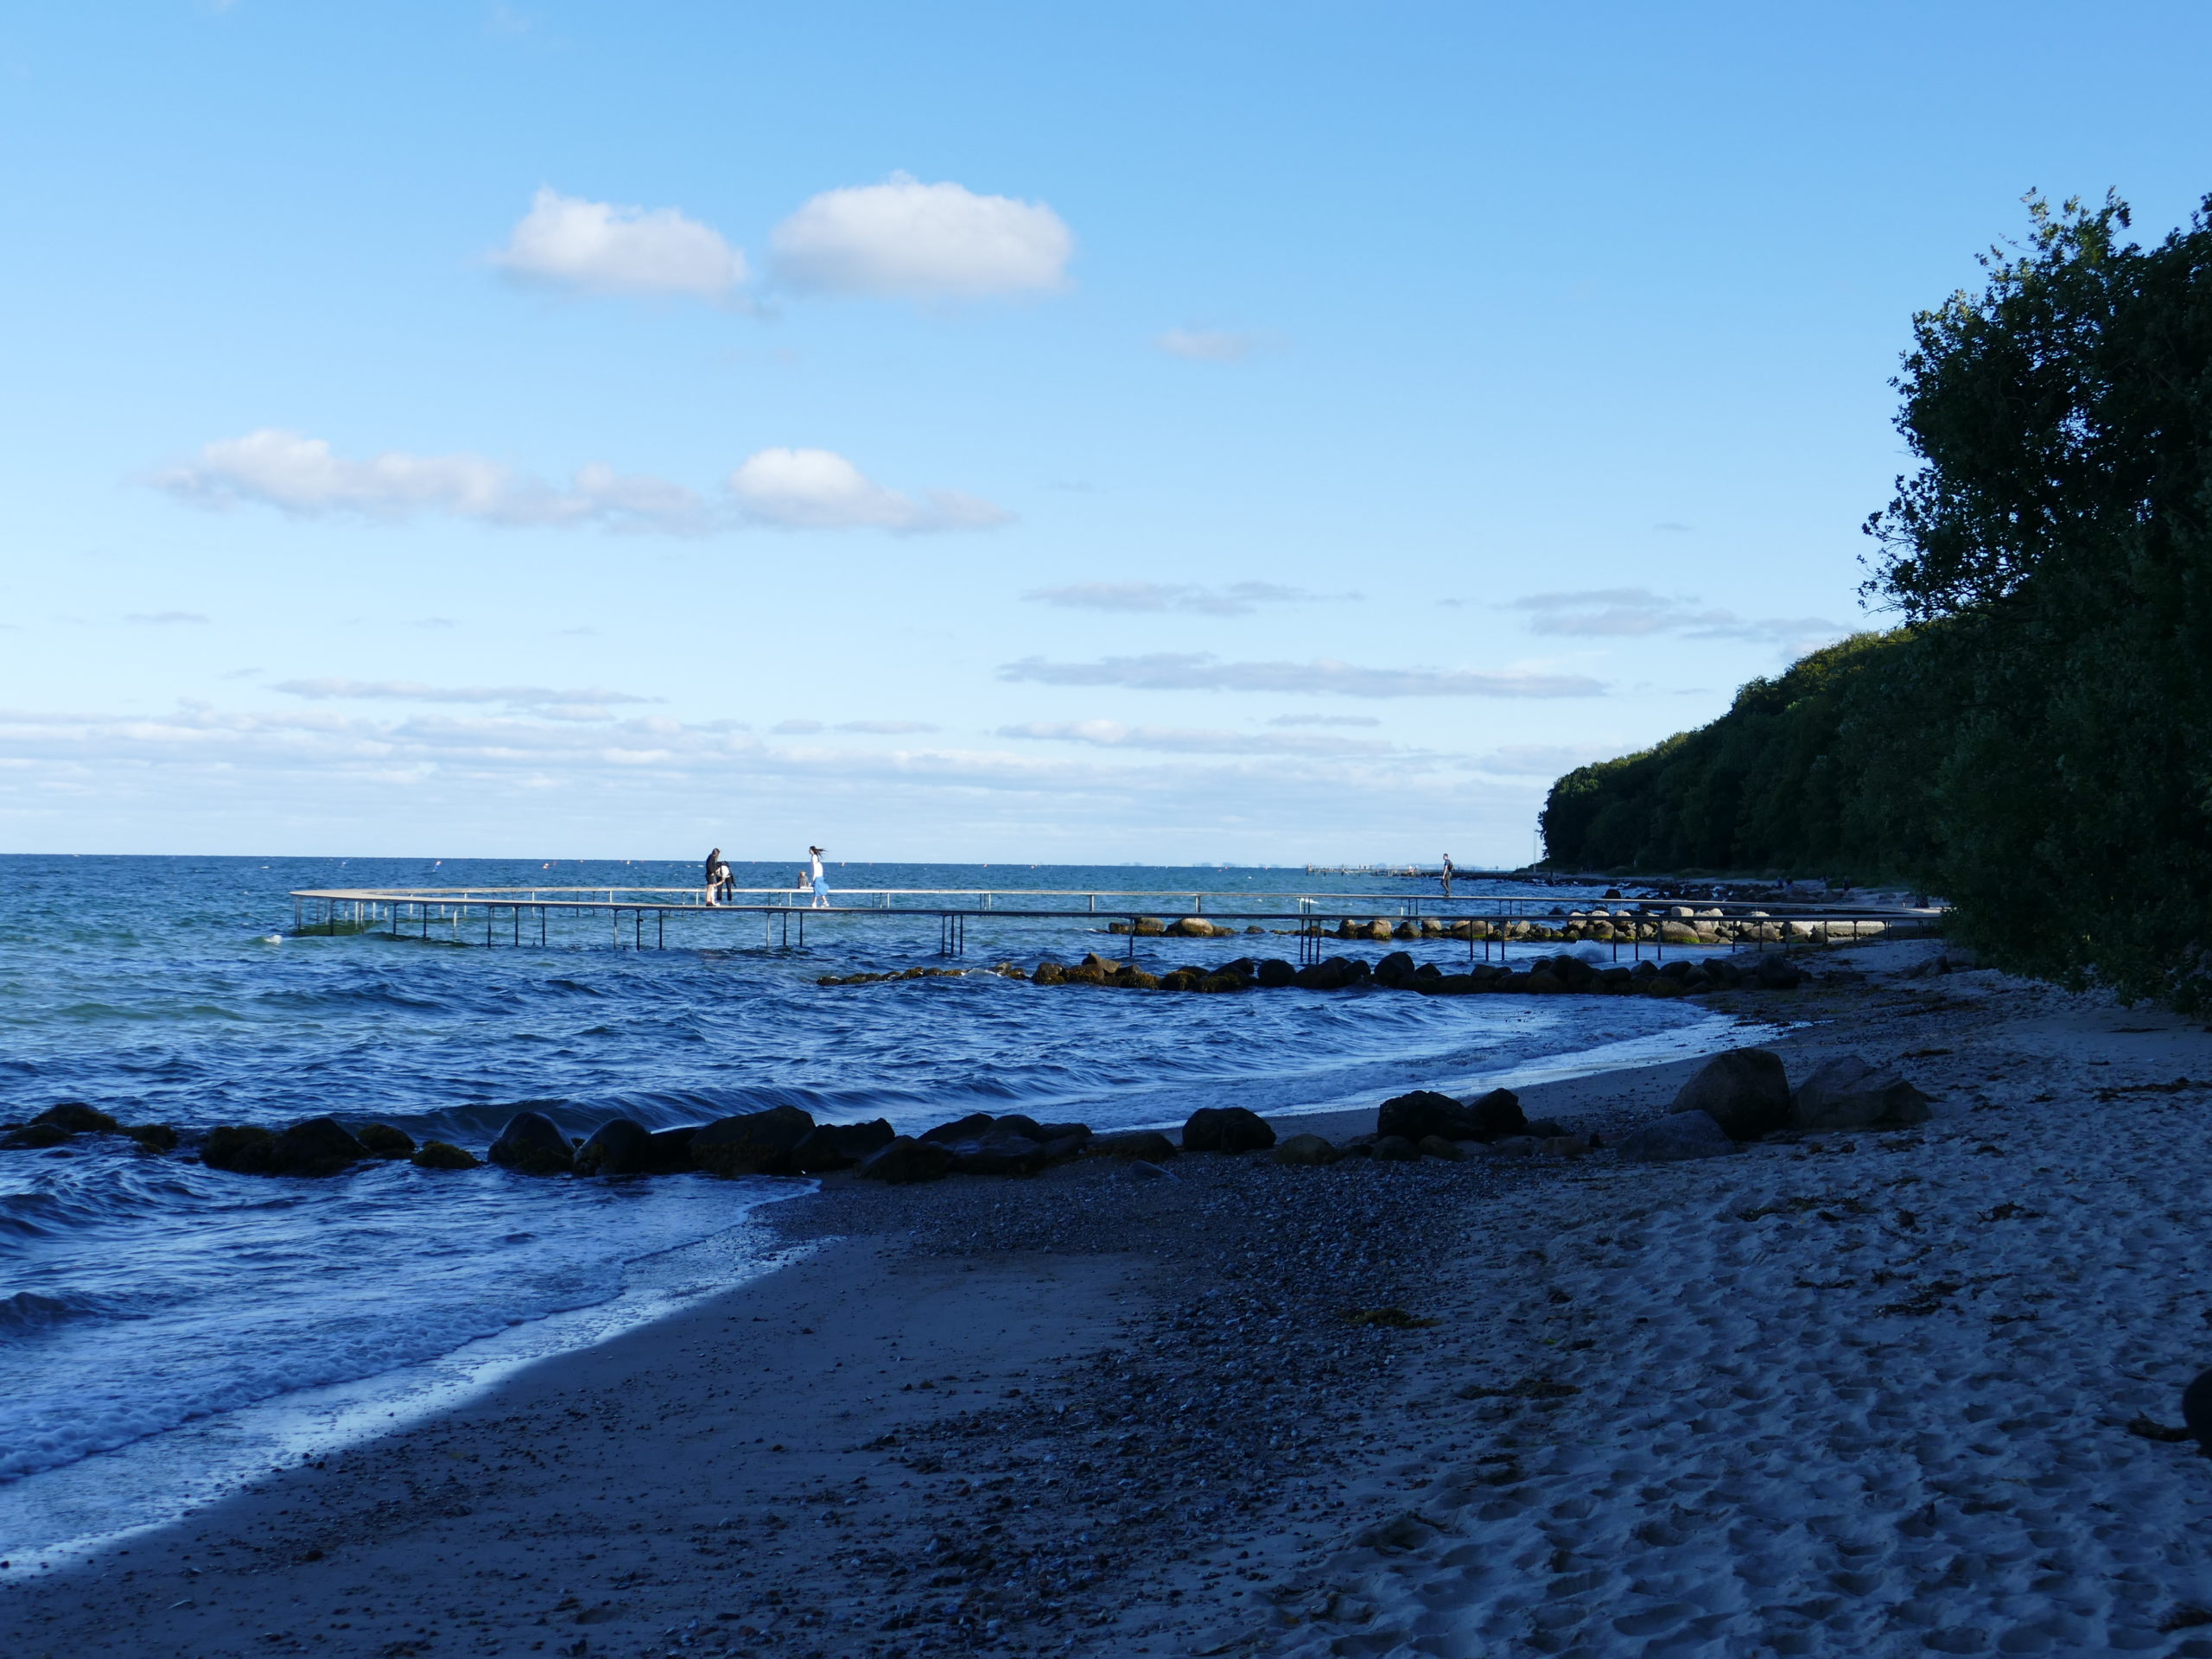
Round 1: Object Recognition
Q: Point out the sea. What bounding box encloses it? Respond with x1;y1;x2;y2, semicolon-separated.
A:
0;854;1762;1560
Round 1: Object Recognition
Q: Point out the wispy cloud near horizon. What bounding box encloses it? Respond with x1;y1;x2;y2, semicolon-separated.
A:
997;652;1604;699
996;719;1393;757
272;679;658;719
1023;581;1351;617
1503;588;1847;652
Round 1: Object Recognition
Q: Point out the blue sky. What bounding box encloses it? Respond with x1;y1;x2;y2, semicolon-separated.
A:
3;1;2209;863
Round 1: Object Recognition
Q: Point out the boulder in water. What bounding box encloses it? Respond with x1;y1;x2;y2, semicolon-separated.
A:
126;1122;179;1153
356;1122;416;1160
690;1104;816;1178
35;1103;120;1135
487;1110;575;1176
643;1125;699;1173
410;1141;480;1170
203;1118;369;1179
265;1117;372;1178
1181;1106;1275;1154
1670;1050;1791;1141
575;1118;654;1177
200;1123;277;1174
2;1123;73;1151
856;1135;954;1185
1255;958;1296;988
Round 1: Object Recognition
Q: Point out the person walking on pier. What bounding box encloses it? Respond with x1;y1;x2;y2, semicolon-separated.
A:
808;845;830;908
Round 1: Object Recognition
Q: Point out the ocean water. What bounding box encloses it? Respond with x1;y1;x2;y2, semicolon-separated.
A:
0;854;1745;1555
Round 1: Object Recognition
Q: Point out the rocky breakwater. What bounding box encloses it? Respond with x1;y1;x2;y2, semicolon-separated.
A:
1021;946;1806;999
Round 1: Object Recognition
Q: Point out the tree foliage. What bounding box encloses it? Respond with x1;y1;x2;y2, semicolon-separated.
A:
1542;192;2212;1007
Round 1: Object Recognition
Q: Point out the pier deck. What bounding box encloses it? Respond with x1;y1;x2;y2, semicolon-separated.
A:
286;886;1936;964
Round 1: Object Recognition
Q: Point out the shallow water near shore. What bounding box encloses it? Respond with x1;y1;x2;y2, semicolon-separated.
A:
0;854;1750;1554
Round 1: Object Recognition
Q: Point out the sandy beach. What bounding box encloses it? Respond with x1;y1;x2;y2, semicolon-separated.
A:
11;935;2212;1658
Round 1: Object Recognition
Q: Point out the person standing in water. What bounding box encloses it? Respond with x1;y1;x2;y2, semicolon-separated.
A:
808;845;830;908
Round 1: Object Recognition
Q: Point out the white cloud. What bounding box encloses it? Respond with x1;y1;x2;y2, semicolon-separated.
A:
1471;743;1624;777
492;188;747;301
156;431;1005;536
127;611;212;625
1023;581;1346;616
272;679;656;721
837;720;938;734
728;448;1011;532
997;653;1604;699
997;720;1392;758
1507;588;1845;653
1268;714;1381;728
769;173;1071;298
1154;328;1262;363
156;429;711;531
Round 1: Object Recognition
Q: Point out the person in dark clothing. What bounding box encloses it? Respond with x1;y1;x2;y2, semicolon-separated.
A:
1441;853;1455;899
704;848;730;906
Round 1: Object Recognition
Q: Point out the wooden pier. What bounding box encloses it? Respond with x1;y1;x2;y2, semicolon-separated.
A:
287;885;1937;966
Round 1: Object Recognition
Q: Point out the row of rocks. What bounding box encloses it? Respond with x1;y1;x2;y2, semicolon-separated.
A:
202;1118;480;1174
1024;949;1804;996
1104;917;1268;938
0;1104;486;1174
1615;1048;1934;1161
0;1102;177;1153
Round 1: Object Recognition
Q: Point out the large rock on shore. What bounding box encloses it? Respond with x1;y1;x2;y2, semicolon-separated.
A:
1466;1088;1527;1139
1272;1133;1340;1166
1670;1050;1791;1141
791;1118;897;1173
1090;1130;1179;1161
690;1104;816;1178
856;1135;953;1184
1615;1109;1737;1162
1789;1057;1933;1131
944;1125;1053;1176
1376;1090;1480;1141
1182;1106;1276;1154
487;1110;575;1176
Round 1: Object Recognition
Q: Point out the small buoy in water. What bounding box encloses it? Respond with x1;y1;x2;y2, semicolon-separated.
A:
256;933;283;945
